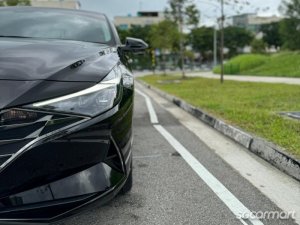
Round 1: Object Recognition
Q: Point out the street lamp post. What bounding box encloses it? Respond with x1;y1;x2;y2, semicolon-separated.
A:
220;0;225;84
195;0;221;80
195;0;225;83
213;24;217;67
177;3;186;79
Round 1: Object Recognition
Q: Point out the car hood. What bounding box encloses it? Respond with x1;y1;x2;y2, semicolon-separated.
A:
0;38;120;109
0;38;119;82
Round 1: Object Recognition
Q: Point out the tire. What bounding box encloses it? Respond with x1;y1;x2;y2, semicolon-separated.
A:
120;165;133;194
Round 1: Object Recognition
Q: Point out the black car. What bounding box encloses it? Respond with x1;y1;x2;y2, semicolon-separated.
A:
0;7;147;224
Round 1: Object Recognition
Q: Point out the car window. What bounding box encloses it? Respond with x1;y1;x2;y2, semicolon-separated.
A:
0;9;112;44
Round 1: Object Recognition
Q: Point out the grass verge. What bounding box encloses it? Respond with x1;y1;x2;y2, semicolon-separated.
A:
139;75;300;158
213;52;300;77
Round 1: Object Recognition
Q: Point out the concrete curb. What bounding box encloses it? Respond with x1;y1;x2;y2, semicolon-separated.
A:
137;80;300;182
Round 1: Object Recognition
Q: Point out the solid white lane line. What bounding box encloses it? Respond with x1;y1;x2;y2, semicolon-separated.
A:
136;88;264;225
240;219;251;225
136;89;159;124
154;124;264;225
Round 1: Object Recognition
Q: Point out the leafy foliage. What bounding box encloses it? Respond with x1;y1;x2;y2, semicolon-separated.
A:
279;0;300;50
117;25;153;46
189;27;214;54
0;0;30;6
214;54;268;74
116;28;130;44
129;25;152;46
260;22;282;48
279;18;300;50
150;20;180;52
185;4;200;29
251;39;266;54
116;26;153;70
165;0;200;28
280;0;300;19
223;26;253;57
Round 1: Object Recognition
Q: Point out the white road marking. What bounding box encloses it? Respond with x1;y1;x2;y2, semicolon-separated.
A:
135;89;159;124
154;124;263;225
136;89;264;225
240;219;251;225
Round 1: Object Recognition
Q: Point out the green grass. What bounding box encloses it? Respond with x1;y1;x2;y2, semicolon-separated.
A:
140;75;300;158
213;52;300;77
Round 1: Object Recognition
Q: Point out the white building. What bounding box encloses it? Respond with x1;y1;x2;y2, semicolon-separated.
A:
226;13;283;33
114;11;164;30
31;0;81;9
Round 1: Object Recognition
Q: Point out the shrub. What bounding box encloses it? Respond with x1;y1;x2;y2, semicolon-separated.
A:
213;54;269;74
251;39;267;54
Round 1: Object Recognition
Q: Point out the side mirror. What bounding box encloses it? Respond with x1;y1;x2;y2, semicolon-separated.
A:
121;37;148;53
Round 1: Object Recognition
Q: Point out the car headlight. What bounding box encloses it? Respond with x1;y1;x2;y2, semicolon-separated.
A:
25;65;124;117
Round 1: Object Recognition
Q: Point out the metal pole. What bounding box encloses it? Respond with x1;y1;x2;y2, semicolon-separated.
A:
213;25;217;67
178;4;186;78
220;0;225;83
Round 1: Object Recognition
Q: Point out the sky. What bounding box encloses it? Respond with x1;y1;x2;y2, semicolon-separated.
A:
80;0;283;26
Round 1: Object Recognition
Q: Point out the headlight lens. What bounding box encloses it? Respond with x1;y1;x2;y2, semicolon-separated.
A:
25;66;123;117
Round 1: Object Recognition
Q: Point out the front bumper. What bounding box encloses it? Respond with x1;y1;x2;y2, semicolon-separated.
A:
0;102;133;223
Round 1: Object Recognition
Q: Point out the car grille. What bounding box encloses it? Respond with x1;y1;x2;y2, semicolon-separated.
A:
0;108;86;167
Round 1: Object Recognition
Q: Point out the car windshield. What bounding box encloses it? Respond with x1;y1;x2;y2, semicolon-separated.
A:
0;9;112;44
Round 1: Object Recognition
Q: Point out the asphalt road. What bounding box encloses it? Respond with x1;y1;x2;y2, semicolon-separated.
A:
55;83;300;225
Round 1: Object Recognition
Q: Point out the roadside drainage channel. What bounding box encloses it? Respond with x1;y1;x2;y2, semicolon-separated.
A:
137;80;300;182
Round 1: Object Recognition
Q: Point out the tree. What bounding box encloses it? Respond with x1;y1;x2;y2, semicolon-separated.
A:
150;20;180;74
116;28;130;44
260;22;282;49
279;18;300;50
165;0;200;78
189;27;214;55
217;0;253;83
117;25;152;46
165;0;200;28
0;0;30;6
280;0;300;18
279;0;300;50
116;25;154;71
128;25;152;47
223;27;253;57
185;4;201;29
251;39;267;54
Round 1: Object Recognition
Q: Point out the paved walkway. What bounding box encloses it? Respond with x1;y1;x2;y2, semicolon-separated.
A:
188;71;300;85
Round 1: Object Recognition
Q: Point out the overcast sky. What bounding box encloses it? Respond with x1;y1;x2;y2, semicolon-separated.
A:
80;0;283;25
